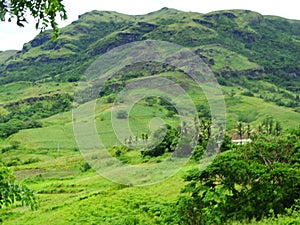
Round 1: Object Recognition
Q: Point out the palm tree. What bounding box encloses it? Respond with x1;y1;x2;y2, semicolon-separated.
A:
274;121;282;136
246;124;252;139
237;122;244;144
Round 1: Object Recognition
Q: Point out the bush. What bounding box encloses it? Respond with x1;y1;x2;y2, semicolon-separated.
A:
80;162;91;172
141;125;178;158
241;90;254;97
112;216;140;225
116;110;128;119
0;165;38;209
192;145;205;161
6;157;21;166
23;158;41;165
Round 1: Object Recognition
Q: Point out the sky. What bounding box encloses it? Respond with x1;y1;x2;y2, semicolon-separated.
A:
0;0;299;51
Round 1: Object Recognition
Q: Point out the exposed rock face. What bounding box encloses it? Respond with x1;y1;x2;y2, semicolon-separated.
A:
29;32;52;48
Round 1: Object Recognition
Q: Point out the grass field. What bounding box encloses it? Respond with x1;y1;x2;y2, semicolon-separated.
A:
6;79;300;150
0;72;300;224
0;146;195;224
1;148;299;224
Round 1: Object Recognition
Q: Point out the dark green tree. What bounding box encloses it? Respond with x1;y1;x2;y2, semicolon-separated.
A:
192;119;215;160
219;133;232;152
178;127;300;224
274;121;282;136
246;124;252;138
0;0;67;38
141;125;179;158
236;122;244;140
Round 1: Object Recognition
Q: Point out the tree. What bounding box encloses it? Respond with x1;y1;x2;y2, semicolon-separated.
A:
0;165;38;210
237;122;243;138
258;116;282;136
274;121;282;136
219;133;232;152
141;125;179;158
236;122;244;144
198;119;211;146
245;124;252;139
0;0;67;38
261;116;274;135
191;119;215;160
178;128;300;224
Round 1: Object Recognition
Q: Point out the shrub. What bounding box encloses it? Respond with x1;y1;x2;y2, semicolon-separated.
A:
80;162;91;172
116;110;128;119
23;158;41;165
241;90;254;97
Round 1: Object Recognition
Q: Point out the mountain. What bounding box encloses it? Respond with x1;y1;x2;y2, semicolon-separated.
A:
0;8;299;141
1;8;300;91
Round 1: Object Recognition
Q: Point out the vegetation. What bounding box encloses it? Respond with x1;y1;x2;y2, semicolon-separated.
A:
177;127;300;224
0;93;72;138
141;125;179;158
0;165;38;212
0;0;67;37
0;7;300;225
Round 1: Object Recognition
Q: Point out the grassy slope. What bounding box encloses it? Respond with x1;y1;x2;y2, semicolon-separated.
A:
1;9;300;224
0;82;75;105
7;82;300;150
0;62;299;225
0;50;17;64
0;146;193;224
1;81;299;224
1;150;299;224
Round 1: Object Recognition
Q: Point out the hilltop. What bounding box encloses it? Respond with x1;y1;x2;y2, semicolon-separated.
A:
0;8;300;90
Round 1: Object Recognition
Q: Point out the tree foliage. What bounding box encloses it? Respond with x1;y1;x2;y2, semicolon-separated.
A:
0;93;72;138
141;125;179;158
178;127;300;224
0;165;38;210
0;0;67;38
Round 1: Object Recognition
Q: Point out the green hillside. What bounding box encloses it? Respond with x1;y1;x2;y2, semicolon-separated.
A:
1;8;300;91
0;8;300;225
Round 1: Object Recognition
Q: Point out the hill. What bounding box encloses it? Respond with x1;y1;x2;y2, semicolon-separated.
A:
0;8;300;224
1;8;300;91
0;8;299;107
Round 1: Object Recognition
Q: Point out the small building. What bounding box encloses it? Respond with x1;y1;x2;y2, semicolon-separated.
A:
232;138;252;145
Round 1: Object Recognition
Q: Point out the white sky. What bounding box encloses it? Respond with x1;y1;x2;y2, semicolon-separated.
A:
0;0;299;51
